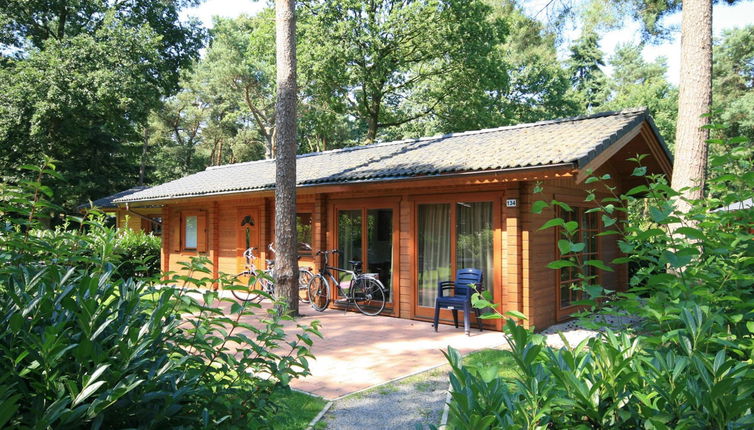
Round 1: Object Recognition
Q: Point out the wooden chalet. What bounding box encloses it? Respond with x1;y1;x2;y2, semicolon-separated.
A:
116;108;673;330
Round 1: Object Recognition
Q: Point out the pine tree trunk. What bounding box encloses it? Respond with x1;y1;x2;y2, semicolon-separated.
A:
274;0;299;316
671;0;712;212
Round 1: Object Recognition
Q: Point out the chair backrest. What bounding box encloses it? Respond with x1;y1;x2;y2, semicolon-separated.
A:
455;268;483;297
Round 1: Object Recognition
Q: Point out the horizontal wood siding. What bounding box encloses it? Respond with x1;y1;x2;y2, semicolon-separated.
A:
156;166;631;331
522;166;627;330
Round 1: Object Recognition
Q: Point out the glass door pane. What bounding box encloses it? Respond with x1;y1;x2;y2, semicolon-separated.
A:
338;210;361;285
456;201;493;295
367;209;393;301
417;204;451;307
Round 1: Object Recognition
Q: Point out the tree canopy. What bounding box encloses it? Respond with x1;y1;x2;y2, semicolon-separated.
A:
0;0;204;209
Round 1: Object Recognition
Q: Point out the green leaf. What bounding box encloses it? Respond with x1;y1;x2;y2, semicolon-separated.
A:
675;227;704;240
532;200;549;214
602;214;616;227
649;206;671;223
585;260;613;271
624;184;649;196
504;310;528;320
632;166;647;176
538;218;565;230
564;221;579;234
547;260;577;269
570;242;585;253
73;381;106;406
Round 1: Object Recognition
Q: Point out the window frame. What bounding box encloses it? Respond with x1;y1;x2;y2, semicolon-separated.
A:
411;192;501;321
330;197;400;313
555;205;600;313
179;210;207;254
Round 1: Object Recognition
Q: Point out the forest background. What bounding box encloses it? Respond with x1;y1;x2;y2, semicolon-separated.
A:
0;0;751;211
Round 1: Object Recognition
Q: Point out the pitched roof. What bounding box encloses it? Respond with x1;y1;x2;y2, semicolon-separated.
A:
117;108;669;203
80;186;150;209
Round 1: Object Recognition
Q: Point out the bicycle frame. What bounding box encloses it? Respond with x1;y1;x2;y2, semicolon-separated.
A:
316;250;361;300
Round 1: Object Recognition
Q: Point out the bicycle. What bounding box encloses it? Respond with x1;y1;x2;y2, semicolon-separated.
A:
231;244;315;303
268;243;315;303
231;247;271;302
307;249;387;316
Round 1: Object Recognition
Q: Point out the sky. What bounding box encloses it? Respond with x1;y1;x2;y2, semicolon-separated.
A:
181;0;754;86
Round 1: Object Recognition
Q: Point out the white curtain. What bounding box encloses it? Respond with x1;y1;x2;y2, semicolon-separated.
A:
456;202;493;294
418;204;451;307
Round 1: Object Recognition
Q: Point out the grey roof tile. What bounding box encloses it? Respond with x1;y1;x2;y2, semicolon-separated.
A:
117;108;666;203
79;186;150;209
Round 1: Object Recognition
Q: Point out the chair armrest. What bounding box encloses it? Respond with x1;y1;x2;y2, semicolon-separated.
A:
437;281;455;297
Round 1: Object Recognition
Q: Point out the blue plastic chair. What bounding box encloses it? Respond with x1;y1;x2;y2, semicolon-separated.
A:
433;268;484;336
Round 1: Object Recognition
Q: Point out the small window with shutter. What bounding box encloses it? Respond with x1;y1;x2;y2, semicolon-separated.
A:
179;211;208;253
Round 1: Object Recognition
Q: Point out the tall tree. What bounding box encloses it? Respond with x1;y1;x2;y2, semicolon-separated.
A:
0;0;204;209
273;0;299;315
491;0;580;124
299;0;508;143
712;25;754;143
603;43;678;147
567;29;608;111
671;0;712;210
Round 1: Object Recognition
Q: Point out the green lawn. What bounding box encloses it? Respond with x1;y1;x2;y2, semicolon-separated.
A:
276;390;328;430
462;348;519;381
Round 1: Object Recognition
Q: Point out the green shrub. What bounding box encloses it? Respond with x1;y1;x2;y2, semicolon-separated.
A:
0;162;321;428
443;132;754;429
111;228;161;279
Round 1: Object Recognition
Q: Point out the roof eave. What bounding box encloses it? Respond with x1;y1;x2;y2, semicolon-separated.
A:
115;163;577;204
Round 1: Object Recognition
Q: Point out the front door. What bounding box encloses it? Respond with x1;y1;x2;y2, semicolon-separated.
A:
414;198;497;321
236;208;261;274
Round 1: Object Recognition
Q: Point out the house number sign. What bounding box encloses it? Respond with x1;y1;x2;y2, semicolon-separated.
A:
506;199;518;208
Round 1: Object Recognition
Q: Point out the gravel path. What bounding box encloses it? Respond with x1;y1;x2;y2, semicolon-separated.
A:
320;365;450;429
316;314;641;429
540;314;641;348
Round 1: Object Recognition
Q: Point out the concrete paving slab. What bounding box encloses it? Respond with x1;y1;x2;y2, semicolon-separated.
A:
205;292;505;400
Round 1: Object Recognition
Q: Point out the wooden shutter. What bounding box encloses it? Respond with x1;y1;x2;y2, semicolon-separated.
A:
197;211;208;253
171;212;181;252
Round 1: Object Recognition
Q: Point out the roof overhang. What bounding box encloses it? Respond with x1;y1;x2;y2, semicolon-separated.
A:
575;118;673;184
117;163;576;205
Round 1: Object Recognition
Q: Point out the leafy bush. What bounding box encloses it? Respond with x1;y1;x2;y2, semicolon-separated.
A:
443;132;754;428
0;162;321;428
27;222;161;280
111;228;161;279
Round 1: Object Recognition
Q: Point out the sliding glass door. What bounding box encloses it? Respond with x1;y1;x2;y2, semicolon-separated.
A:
416;199;495;313
337;207;394;303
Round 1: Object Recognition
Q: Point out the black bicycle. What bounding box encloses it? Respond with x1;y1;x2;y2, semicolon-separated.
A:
307;249;387;316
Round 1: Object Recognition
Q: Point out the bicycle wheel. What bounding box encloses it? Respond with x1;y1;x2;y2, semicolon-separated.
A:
231;272;264;302
307;274;330;312
352;277;386;316
298;269;314;303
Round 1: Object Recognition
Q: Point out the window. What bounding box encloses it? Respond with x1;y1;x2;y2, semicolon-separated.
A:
557;207;599;309
174;211;206;253
185;215;198;249
417;201;493;307
296;213;313;254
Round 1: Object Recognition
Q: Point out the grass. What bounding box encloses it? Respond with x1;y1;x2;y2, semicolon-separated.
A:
462;347;519;380
276;389;328;430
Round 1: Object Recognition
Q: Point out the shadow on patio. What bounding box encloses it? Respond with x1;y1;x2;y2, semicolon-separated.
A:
216;296;506;400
